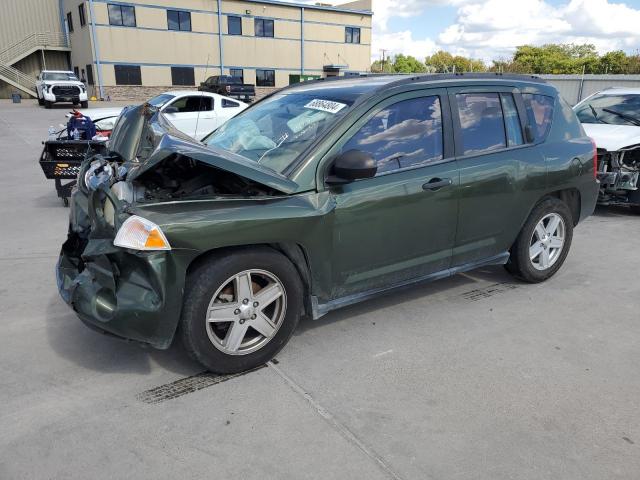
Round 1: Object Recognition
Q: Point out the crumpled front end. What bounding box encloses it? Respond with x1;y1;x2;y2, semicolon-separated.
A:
56;176;193;349
596;146;640;207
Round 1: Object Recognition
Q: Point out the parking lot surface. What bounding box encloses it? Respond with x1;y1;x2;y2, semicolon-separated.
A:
1;99;639;480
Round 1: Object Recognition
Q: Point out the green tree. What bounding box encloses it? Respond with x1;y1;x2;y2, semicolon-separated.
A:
511;44;599;74
370;59;396;73
425;51;486;73
392;54;427;73
599;50;629;74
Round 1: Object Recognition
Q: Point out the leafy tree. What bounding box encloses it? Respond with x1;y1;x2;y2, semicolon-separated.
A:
425;51;486;73
599;50;629;74
392;54;427;73
370;59;396;73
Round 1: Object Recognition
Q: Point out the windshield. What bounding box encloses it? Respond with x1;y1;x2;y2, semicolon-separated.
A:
43;72;78;81
575;93;640;126
147;94;175;107
204;93;353;173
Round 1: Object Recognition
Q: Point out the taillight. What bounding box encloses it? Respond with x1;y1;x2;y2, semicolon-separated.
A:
225;85;231;93
590;138;598;178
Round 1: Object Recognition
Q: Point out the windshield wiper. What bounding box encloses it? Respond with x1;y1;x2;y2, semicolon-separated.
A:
602;108;640;127
589;104;607;124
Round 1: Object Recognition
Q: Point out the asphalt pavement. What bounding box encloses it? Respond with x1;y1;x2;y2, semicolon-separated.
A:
0;99;639;480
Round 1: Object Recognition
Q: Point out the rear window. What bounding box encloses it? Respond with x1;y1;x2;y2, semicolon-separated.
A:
456;93;506;155
522;94;554;142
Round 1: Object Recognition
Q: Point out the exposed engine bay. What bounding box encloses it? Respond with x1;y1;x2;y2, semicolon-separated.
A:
82;153;281;205
596;145;640;209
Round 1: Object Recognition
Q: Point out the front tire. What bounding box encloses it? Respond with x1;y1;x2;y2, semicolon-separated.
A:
45;100;53;109
180;247;303;374
505;197;574;283
80;100;89;109
37;95;44;106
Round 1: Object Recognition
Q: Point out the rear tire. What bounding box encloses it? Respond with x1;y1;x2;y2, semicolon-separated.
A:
180;247;303;374
505;197;574;283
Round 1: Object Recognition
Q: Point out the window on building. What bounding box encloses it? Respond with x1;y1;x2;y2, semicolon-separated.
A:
86;64;94;85
228;16;242;35
73;66;80;78
522;94;555;142
108;4;136;27
114;65;142;85
341;96;444;175
170;66;195;86
167;96;214;112
256;69;275;87
345;27;360;44
500;93;524;147
456;93;506;156
255;18;274;37
66;12;74;32
222;98;240;108
78;3;86;27
229;68;244;82
167;10;191;31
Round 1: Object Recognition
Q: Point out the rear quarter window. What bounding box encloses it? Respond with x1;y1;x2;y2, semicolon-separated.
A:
522;94;554;142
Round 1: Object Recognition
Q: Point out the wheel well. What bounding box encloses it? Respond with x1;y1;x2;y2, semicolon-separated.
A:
185;243;313;318
547;188;581;225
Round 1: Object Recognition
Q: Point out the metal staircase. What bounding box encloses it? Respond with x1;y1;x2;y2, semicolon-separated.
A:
0;32;70;98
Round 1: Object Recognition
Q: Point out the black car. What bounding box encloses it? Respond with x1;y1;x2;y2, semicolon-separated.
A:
199;75;256;102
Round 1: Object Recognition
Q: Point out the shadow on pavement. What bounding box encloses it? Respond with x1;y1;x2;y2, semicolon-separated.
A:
45;295;200;376
296;265;515;334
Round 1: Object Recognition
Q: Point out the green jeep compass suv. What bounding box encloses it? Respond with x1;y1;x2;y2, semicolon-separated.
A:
58;74;599;373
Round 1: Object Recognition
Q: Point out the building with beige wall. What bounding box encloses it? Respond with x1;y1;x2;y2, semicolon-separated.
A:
61;0;373;100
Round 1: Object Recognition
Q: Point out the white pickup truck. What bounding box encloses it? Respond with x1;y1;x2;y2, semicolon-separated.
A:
36;70;88;109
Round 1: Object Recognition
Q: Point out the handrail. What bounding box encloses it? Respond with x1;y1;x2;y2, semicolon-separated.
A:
0;63;36;89
0;32;69;65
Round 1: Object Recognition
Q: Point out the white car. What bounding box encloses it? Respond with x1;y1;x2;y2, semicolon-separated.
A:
73;91;247;140
36;70;88;109
574;88;640;212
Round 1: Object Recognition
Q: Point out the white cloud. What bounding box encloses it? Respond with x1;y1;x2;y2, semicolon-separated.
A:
301;0;640;63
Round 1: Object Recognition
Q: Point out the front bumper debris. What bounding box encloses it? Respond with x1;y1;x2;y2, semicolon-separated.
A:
56;186;192;349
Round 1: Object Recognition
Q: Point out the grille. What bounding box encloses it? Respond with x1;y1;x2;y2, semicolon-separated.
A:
52;85;80;96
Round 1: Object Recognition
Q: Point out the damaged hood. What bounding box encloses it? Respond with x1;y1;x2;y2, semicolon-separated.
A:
582;123;640;151
110;104;299;195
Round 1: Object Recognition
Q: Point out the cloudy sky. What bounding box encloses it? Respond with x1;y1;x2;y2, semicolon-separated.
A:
303;0;640;63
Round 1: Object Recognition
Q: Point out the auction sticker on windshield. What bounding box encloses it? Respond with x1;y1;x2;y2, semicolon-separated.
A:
304;99;347;114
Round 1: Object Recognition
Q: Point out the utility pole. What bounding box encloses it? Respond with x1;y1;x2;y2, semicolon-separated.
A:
380;49;387;73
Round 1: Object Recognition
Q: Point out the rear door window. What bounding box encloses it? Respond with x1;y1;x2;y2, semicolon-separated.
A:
341;96;444;175
522;94;554;142
500;93;524;147
455;93;506;155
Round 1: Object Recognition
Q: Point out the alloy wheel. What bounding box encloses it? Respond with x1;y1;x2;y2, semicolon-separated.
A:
205;269;287;355
529;213;566;271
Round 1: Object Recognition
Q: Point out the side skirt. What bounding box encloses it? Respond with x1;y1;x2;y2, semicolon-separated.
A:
311;252;510;320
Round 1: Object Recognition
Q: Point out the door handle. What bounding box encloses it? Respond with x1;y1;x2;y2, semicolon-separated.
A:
422;177;452;191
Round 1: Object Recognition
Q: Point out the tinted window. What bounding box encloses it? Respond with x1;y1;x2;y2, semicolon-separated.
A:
575;93;640;126
43;72;78;81
168;96;213;112
501;93;524;146
255;18;274;37
341;96;443;174
456;93;506;155
86;64;94;85
345;27;360;44
66;12;73;32
230;69;244;82
256;69;275;87
73;66;79;77
108;4;136;27
222;99;240;108
78;4;86;27
228;16;242;35
522;94;554;142
171;67;195;86
114;65;141;85
167;10;191;31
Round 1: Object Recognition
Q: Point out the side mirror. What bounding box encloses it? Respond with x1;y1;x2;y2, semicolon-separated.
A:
163;106;179;114
326;150;377;185
524;124;535;143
